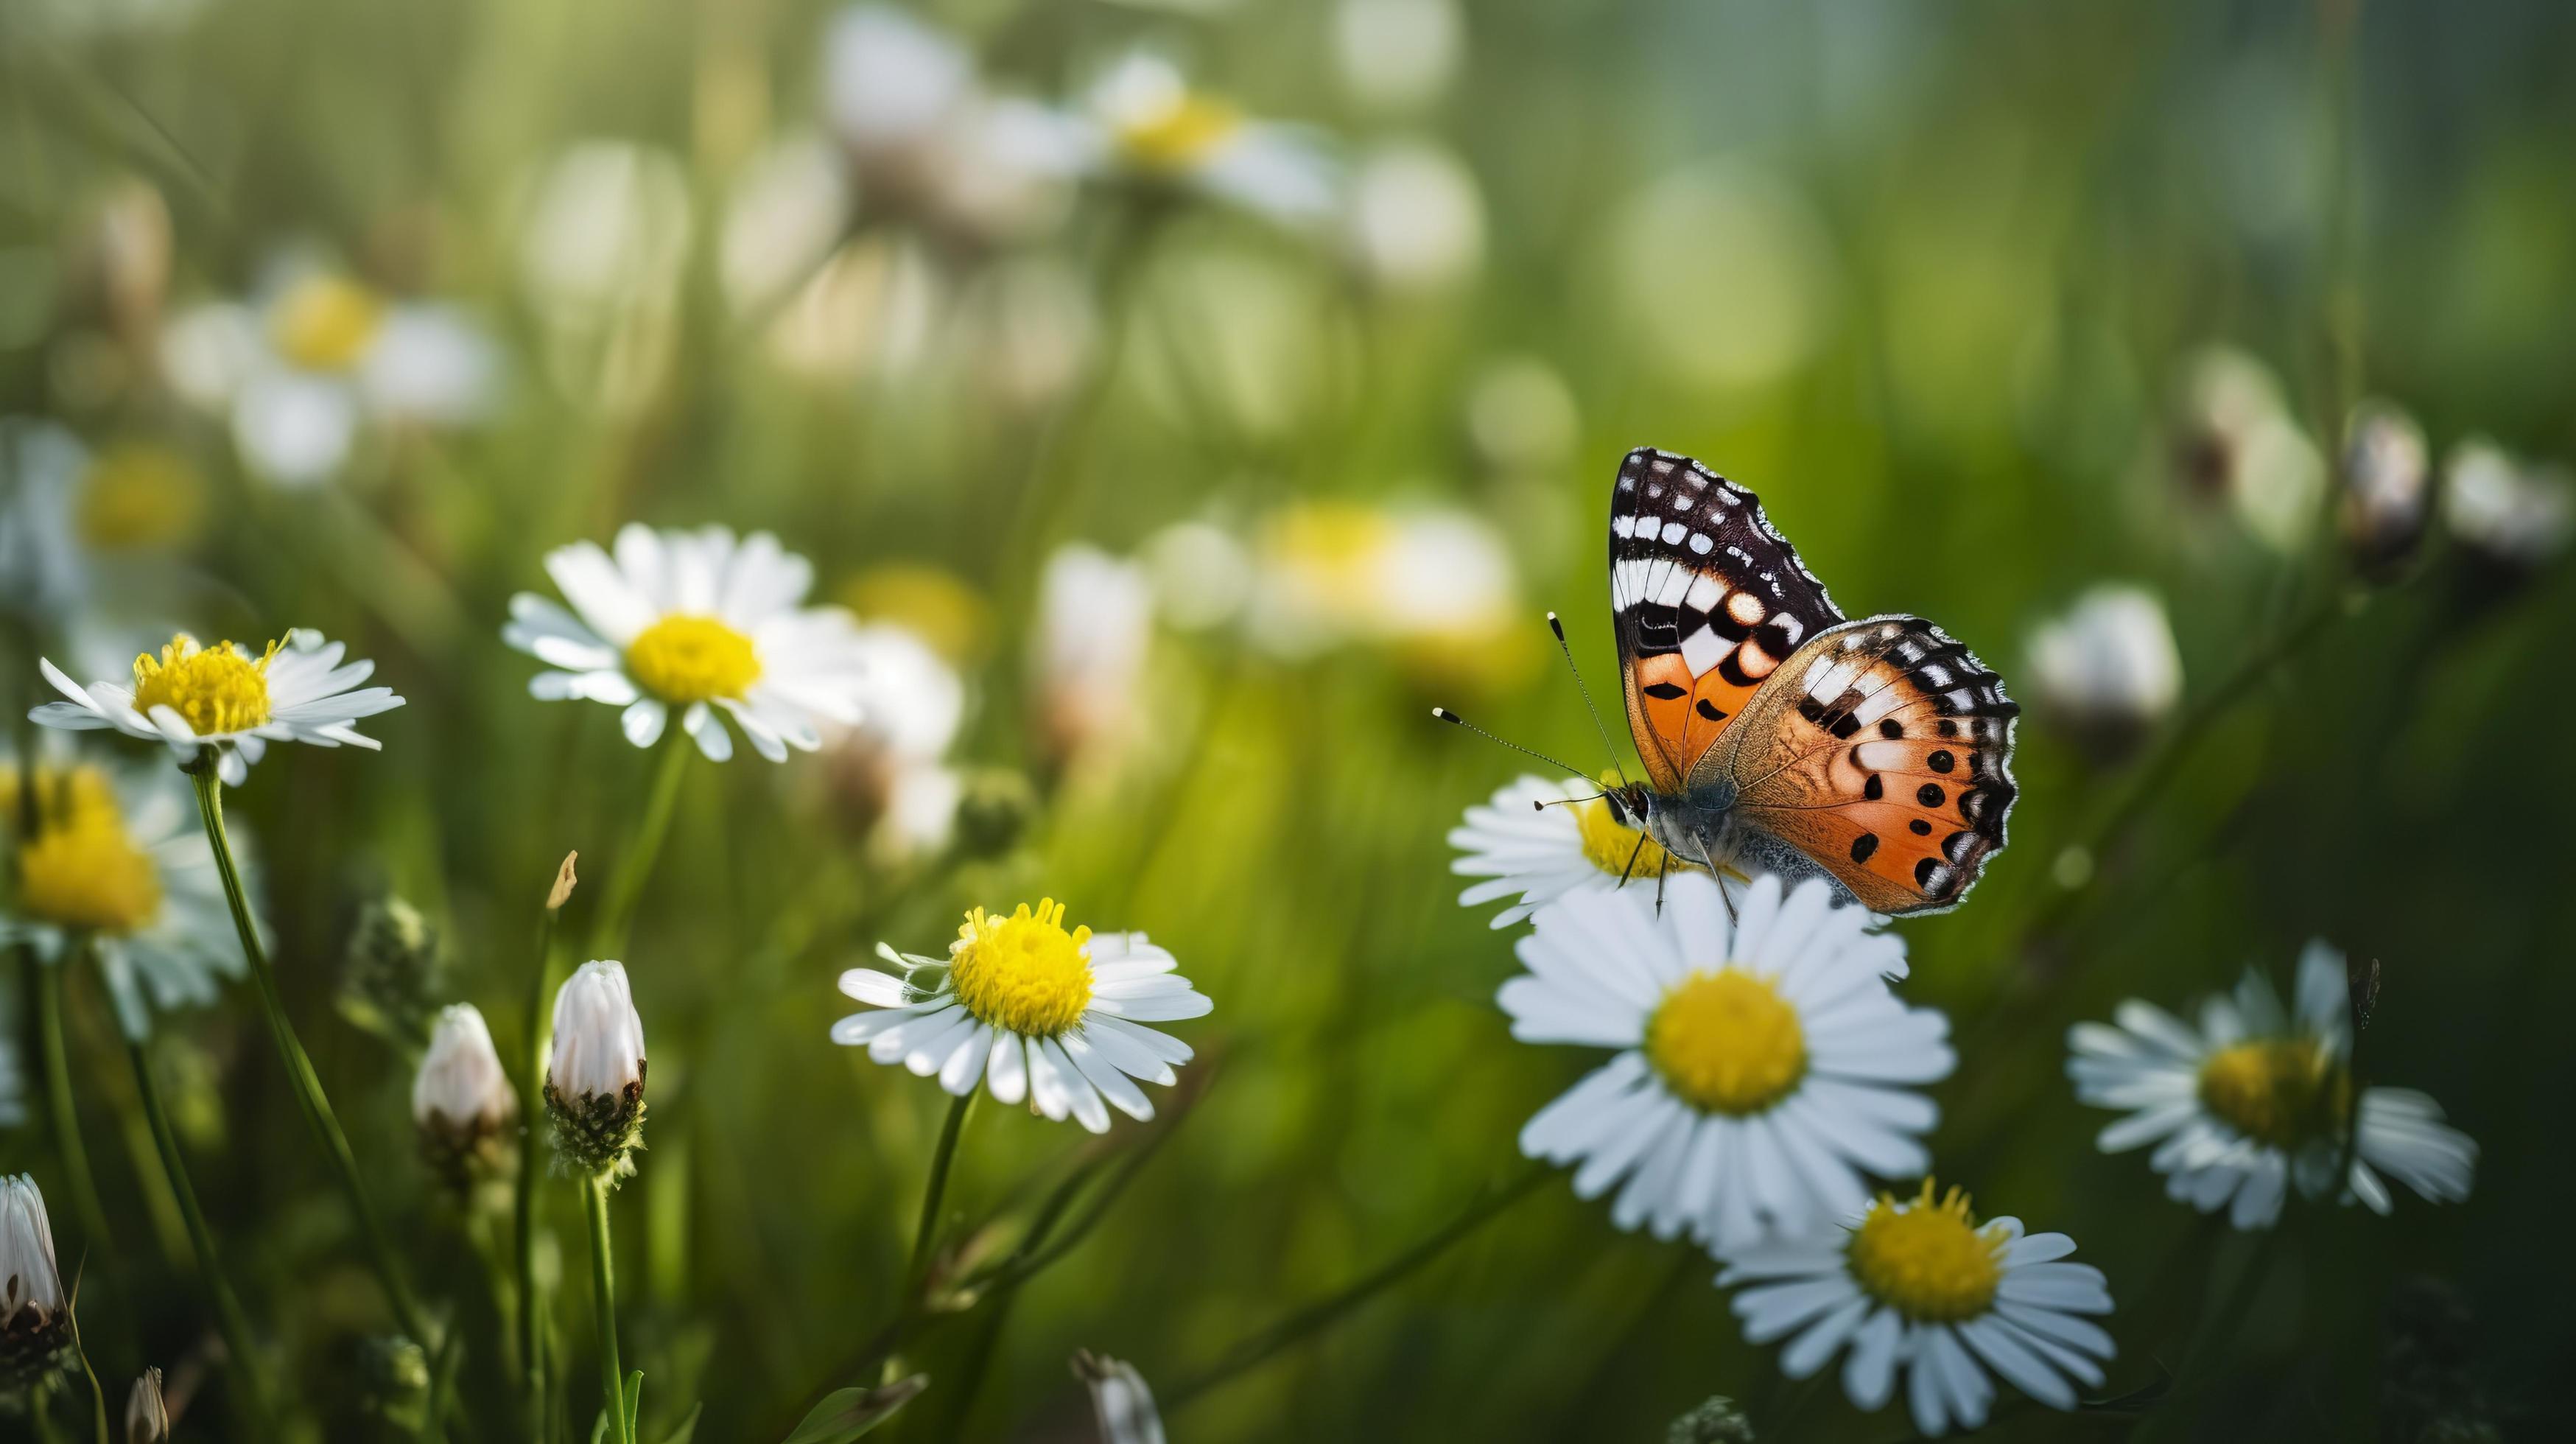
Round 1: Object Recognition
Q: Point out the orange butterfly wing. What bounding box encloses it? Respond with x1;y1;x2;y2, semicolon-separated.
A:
1725;616;2021;914
1608;449;1846;793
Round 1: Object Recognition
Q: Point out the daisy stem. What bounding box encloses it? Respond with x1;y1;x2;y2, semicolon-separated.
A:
186;768;432;1347
905;1089;979;1294
30;958;115;1261
124;1031;272;1428
1164;1159;1555;1412
591;736;689;959
583;1173;631;1444
518;874;571;1442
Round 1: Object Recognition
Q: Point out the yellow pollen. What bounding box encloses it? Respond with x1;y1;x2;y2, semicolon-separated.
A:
1846;1180;2007;1323
131;635;276;736
1576;786;1688;878
947;897;1094;1037
1116;91;1243;172
269;273;385;372
2197;1038;2347;1150
6;765;161;934
625;615;761;704
77;444;206;551
1644;967;1805;1115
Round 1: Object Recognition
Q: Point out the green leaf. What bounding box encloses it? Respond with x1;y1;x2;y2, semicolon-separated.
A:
778;1375;930;1444
625;1369;646;1437
657;1402;704;1444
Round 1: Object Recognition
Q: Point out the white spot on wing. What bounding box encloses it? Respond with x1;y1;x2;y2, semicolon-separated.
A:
1684;573;1724;614
1689;532;1714;554
1680;624;1726;677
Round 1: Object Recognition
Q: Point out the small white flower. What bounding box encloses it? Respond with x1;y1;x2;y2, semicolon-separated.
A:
1344;139;1484;292
2172;346;2323;552
414;1003;518;1138
2442;437;2573;572
127;1367;169;1443
2024;584;2182;754
2340;400;2430;574
1447;773;1696;928
1072;1350;1166;1444
1503;874;1946;1250
0;418;88;624
1033;52;1339;228
1721;1181;2116;1438
2067;940;2477;1229
822;4;975;158
0;1174;69;1386
504;525;868;763
832;899;1211;1135
32;630;404;787
549;961;647;1104
0;756;259;1038
1244;502;1518;664
1033;544;1154;764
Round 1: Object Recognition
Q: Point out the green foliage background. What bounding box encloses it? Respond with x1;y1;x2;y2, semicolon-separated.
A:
2;0;2572;1439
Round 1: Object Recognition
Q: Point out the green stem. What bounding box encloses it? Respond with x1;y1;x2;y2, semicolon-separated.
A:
187;767;429;1344
583;1174;630;1444
591;737;690;960
518;883;566;1441
125;1033;272;1426
905;1090;978;1292
1165;1160;1554;1410
31;959;113;1258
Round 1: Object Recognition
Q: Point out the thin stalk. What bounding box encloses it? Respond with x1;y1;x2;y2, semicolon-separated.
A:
905;1090;978;1291
1165;1160;1554;1410
590;737;689;959
583;1175;630;1444
31;960;113;1256
125;1034;271;1425
187;767;430;1344
518;856;575;1441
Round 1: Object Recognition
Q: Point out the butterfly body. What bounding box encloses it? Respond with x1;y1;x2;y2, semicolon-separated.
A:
1605;448;2020;915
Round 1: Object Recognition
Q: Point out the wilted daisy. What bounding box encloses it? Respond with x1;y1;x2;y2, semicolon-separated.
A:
545;960;648;1177
415;1003;518;1181
832;899;1210;1134
1504;874;1948;1250
2024;583;2183;761
1033;52;1338;228
2067;940;2477;1228
0;1174;70;1394
1072;1350;1165;1444
0;757;256;1037
503;525;868;763
1720;1180;2116;1437
1448;773;1695;928
32;629;404;786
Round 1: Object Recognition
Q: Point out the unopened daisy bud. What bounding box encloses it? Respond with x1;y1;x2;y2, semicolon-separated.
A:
0;1174;71;1394
547;851;579;912
1072;1350;1165;1444
952;768;1036;861
2025;583;2183;763
2442;437;2573;581
2340;402;2431;579
126;1367;168;1443
545;961;647;1177
1666;1395;1755;1444
340;895;447;1049
414;1003;518;1185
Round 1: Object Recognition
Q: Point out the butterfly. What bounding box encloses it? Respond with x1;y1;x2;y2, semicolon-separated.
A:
1598;447;2018;915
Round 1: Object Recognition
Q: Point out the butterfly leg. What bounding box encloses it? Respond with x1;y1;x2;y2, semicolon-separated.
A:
1615;832;1649;894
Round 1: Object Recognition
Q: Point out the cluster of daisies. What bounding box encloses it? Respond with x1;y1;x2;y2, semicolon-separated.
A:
1450;774;2478;1436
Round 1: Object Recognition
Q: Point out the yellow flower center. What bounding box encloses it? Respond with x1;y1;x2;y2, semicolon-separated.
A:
6;765;161;934
1846;1180;2007;1323
2197;1038;2347;1150
131;635;276;736
625;614;761;704
1644;967;1805;1115
77;444;206;550
1116;92;1243;172
947;897;1093;1037
269;273;385;372
1576;790;1687;877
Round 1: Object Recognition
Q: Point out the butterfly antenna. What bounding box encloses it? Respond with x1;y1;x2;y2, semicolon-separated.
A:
1547;611;1632;792
1429;707;1591;782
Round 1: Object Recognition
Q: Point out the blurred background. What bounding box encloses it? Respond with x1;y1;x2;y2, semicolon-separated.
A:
3;0;2573;1438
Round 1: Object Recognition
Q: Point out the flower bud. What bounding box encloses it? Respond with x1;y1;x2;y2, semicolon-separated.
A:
1666;1395;1756;1444
340;895;447;1049
544;961;647;1177
2340;402;2431;580
413;1003;518;1185
2025;583;2183;764
2443;438;2573;581
126;1367;168;1443
1071;1350;1165;1444
0;1174;71;1394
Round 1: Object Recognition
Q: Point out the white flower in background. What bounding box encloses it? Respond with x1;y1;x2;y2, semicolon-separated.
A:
818;5;1069;242
32;630;404;787
0;1174;70;1390
823;4;975;160
1333;0;1464;113
720;138;855;320
832;899;1210;1135
762;234;946;385
414;1003;518;1148
1721;1181;2116;1437
2340;400;2430;576
545;959;647;1176
1140;520;1252;634
1504;875;1947;1250
1243;502;1522;681
0;988;25;1127
1034;52;1339;228
1346;140;1485;293
504;525;868;763
1072;1350;1166;1444
0;420;88;622
1033;544;1154;765
127;1367;169;1443
159;259;499;486
2171;346;2324;552
2068;940;2477;1229
1448;773;1695;928
0;757;257;1039
2024;584;2182;757
830;622;968;859
2442;437;2573;573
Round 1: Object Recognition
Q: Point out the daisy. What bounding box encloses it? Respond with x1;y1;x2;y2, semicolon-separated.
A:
1032;544;1153;766
1448;773;1696;928
502;524;870;763
1720;1180;2117;1438
1503;874;1947;1250
831;899;1210;1135
1028;52;1338;228
2067;940;2477;1229
31;630;404;786
0;756;259;1038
